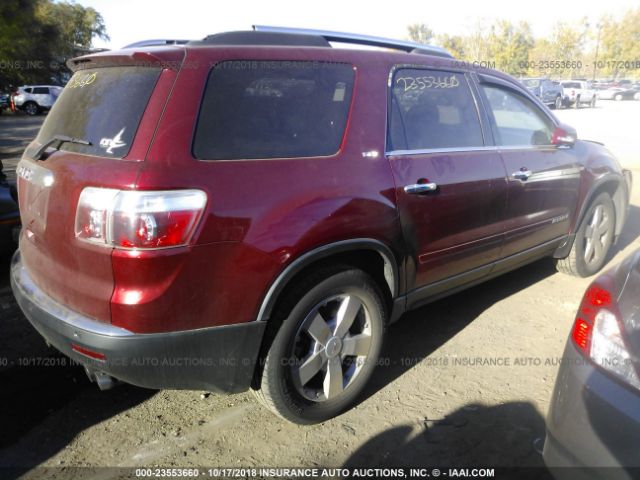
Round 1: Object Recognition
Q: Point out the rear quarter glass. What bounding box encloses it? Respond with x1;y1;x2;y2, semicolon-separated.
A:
36;67;162;159
192;61;355;160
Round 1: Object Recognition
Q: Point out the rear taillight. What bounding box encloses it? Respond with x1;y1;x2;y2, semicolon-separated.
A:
75;188;207;249
571;282;640;390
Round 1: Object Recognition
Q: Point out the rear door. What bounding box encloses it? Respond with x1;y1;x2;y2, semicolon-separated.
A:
17;65;170;322
31;87;50;107
477;76;581;258
386;67;508;301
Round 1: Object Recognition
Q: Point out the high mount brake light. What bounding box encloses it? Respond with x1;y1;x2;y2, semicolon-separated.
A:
75;188;207;249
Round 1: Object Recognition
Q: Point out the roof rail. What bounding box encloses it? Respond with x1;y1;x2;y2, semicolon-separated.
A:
252;25;453;58
122;39;190;49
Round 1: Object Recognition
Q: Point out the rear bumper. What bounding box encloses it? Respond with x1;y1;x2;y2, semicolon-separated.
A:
543;341;640;478
10;250;266;393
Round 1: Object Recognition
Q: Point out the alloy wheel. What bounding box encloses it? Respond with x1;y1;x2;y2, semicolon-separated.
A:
583;204;611;268
291;294;372;402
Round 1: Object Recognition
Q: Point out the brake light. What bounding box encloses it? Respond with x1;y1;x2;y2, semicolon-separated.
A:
75;188;207;249
571;281;640;391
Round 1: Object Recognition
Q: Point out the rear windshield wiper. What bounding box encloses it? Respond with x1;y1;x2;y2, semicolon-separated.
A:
33;135;91;160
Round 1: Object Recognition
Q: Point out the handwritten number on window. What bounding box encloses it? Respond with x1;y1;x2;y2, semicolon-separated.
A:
395;75;459;92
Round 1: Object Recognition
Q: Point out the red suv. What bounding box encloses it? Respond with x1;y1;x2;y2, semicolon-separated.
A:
10;27;632;424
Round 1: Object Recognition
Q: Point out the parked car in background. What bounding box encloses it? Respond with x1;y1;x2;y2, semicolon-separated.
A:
598;87;639;101
11;26;632;424
0;93;10;114
560;80;597;108
521;77;564;108
12;85;63;115
544;248;640;476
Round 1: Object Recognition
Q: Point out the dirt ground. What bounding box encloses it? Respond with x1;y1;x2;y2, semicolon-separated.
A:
0;101;639;479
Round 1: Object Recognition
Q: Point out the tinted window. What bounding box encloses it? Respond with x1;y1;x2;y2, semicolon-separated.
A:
562;82;581;89
23;88;32;93
481;85;554;146
32;87;49;94
387;69;483;151
36;67;161;158
193;61;355;160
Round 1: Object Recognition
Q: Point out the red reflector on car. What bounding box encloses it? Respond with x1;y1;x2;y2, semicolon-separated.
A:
572;318;592;352
72;344;107;361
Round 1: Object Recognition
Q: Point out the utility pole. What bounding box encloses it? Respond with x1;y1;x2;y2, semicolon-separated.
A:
592;23;602;81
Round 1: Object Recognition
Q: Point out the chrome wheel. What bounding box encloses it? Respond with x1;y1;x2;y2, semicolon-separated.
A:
291;294;372;402
583;204;611;268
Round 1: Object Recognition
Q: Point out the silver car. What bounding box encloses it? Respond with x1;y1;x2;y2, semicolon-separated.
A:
13;85;63;115
544;247;640;479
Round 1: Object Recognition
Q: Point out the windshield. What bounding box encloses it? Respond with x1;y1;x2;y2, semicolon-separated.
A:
36;66;161;159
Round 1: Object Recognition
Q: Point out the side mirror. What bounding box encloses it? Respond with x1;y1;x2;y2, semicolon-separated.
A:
552;124;577;148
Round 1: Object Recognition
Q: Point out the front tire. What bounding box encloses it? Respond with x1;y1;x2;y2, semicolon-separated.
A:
556;192;615;277
553;96;562;109
614;93;623;101
255;267;386;424
590;96;597;107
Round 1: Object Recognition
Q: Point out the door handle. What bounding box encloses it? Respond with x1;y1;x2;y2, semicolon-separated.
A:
404;182;438;194
512;169;533;181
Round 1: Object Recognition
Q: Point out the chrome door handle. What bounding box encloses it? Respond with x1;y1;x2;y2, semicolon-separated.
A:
404;182;438;194
512;169;533;181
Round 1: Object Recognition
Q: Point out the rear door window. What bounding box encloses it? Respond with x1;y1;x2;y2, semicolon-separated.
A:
36;66;161;158
387;68;484;152
193;61;355;160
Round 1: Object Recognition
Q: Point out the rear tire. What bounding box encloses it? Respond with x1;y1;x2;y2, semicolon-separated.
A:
24;102;39;116
254;267;386;424
574;96;580;109
556;192;615;277
614;93;623;101
590;96;596;108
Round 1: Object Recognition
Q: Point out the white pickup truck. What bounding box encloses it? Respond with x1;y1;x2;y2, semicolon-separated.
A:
561;80;597;108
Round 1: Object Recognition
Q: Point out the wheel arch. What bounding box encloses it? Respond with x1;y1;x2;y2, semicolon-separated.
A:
256;238;400;324
555;173;629;258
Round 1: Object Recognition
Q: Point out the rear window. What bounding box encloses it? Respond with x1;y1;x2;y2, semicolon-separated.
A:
562;82;581;89
193;61;355;160
32;87;49;94
36;66;161;158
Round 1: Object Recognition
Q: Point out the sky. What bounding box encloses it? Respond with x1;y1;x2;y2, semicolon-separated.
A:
78;0;638;50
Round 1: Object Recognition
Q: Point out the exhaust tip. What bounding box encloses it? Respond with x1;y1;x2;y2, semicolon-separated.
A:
84;366;120;390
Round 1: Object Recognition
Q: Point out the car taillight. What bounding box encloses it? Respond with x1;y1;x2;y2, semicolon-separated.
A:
571;282;640;390
75;188;207;249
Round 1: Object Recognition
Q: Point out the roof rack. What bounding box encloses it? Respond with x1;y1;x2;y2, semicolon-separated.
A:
252;25;453;58
122;39;190;49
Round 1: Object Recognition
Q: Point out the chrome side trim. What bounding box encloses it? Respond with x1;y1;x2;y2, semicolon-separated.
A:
386;145;559;156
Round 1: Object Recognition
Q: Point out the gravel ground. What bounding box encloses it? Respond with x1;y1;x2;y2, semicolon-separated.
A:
0;102;639;480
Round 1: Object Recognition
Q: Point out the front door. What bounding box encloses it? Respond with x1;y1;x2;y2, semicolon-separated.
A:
478;79;581;258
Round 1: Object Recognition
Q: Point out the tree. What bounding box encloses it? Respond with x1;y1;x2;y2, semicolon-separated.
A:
407;23;434;44
0;0;108;90
437;34;466;59
486;20;534;76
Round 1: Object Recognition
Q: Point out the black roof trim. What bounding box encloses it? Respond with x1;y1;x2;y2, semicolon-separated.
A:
189;31;330;48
